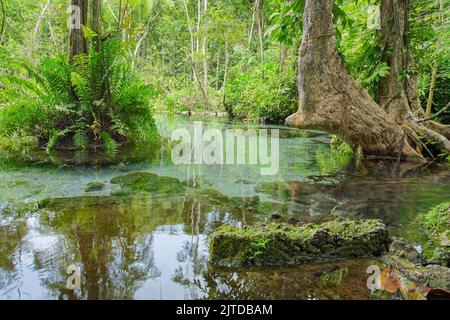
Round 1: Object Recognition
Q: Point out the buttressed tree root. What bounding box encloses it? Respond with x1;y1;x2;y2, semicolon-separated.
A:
286;0;449;161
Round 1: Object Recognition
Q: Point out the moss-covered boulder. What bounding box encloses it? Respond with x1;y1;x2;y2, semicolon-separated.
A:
85;182;106;192
110;172;186;196
210;219;388;268
421;202;450;267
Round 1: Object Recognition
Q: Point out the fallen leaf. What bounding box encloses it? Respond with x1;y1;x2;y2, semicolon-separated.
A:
380;266;399;294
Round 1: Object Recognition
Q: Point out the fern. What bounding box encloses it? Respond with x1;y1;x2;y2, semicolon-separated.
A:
1;36;158;153
73;129;88;150
100;132;118;152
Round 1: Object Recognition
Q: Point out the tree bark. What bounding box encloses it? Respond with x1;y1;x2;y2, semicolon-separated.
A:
223;39;230;111
69;0;88;63
0;0;5;45
202;0;209;111
425;0;444;116
286;0;422;160
377;0;419;122
377;0;450;148
257;0;265;73
248;0;257;48
91;0;102;36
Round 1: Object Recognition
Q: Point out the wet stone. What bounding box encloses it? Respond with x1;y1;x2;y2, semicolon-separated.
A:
110;172;187;196
388;237;424;265
210;218;388;268
85;182;106;193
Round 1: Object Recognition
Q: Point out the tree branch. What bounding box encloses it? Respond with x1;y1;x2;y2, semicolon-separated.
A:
417;102;450;123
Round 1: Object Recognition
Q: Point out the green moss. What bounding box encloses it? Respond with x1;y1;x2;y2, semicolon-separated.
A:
421;202;450;267
85;182;106;193
110;172;186;196
210;219;388;268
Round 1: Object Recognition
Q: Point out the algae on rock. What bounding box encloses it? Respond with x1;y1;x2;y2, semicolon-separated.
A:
421;202;450;267
110;172;187;196
209;219;388;267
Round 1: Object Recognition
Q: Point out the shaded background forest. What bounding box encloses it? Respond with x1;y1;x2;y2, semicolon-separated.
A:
0;0;448;153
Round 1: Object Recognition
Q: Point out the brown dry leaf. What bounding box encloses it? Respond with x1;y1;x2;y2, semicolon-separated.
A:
397;274;429;300
380;266;399;294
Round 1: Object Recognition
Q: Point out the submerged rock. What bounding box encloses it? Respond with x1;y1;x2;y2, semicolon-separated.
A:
110;172;186;196
85;182;106;193
388;237;424;265
381;254;450;297
421;202;450;267
209;218;388;268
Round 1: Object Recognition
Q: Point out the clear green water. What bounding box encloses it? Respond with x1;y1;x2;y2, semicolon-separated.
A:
0;115;448;300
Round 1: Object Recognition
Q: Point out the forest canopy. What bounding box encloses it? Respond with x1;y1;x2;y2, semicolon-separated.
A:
0;0;448;159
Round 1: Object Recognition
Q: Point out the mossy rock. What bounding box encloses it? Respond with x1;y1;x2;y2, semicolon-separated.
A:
210;218;388;268
85;182;106;193
110;172;186;196
421;202;450;267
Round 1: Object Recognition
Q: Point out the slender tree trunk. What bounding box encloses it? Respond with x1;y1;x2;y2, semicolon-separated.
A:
222;39;230;112
248;0;258;47
426;67;438;116
195;0;202;99
183;0;198;103
28;0;51;58
45;15;57;49
0;0;5;45
202;0;209;112
425;0;444;116
279;44;286;75
256;0;264;73
183;0;211;110
286;0;422;160
216;51;220;90
69;0;88;63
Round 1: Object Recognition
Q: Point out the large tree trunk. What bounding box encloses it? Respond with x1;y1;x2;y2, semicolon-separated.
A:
286;0;422;160
69;0;88;63
377;0;420;122
91;0;102;36
377;0;450;149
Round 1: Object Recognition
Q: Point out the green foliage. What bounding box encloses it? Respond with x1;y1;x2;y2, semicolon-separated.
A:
421;202;450;266
316;136;353;175
0;131;39;155
410;0;450;121
0;36;158;155
226;48;297;123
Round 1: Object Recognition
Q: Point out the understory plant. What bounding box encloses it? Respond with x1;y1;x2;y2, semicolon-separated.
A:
226;48;297;123
0;35;158;155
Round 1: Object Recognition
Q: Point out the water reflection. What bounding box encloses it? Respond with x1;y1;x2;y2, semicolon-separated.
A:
0;115;448;300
